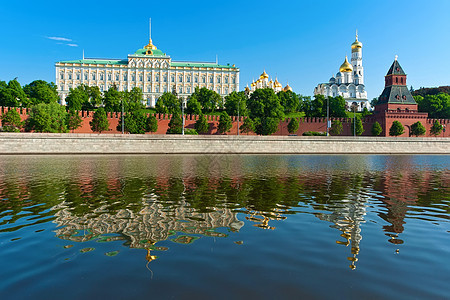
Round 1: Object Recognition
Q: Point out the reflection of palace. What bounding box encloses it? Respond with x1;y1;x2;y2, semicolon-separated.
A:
53;198;244;250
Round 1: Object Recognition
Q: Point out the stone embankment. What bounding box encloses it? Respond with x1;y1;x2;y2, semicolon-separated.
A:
0;133;448;155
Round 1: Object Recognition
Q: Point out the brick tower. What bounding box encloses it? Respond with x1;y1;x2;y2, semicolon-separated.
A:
374;57;428;136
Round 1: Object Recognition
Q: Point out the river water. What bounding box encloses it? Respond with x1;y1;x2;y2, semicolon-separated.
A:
0;155;449;299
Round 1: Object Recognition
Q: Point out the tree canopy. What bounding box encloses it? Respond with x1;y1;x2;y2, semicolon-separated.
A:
26;102;68;133
90;107;109;133
414;93;450;119
410;121;426;137
371;121;382;136
247;88;284;135
224;91;247;117
389;121;405;136
155;92;181;115
23;80;59;106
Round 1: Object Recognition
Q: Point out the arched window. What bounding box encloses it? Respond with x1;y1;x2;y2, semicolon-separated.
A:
395;77;398;84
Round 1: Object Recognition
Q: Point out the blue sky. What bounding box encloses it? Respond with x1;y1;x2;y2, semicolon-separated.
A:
1;0;449;99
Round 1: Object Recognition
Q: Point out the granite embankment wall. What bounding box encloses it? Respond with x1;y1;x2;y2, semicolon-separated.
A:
2;106;449;137
0;133;448;154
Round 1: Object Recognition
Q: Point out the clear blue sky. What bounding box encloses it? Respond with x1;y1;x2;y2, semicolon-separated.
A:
1;0;449;99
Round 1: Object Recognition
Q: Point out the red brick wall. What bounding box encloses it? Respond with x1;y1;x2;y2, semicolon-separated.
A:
1;107;448;137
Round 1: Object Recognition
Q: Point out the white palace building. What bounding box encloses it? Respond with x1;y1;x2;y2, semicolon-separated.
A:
55;31;239;107
314;33;369;111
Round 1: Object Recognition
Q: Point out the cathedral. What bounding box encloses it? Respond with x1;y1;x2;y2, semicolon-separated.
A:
314;33;370;111
246;71;293;94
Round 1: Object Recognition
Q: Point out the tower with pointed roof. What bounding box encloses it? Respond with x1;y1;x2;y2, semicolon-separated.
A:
374;57;428;136
314;33;369;111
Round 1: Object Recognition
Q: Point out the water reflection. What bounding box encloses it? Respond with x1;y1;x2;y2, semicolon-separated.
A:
0;155;448;271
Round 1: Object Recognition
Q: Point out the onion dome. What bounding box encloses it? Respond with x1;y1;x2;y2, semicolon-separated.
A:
274;78;282;88
329;75;336;83
339;56;353;73
283;84;293;92
336;72;342;78
260;70;269;79
351;33;362;51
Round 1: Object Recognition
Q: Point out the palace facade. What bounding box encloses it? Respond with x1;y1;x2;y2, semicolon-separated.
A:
55;36;239;107
314;33;369;111
246;71;292;94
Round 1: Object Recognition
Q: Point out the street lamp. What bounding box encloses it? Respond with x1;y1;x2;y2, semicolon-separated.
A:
353;104;356;137
181;98;185;135
121;98;124;134
237;97;241;136
326;96;329;136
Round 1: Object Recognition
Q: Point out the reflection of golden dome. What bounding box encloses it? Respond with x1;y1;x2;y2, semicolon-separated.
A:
339;56;353;73
260;70;269;79
283;84;293;92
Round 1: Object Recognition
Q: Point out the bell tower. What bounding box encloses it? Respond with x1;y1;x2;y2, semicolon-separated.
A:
351;30;364;85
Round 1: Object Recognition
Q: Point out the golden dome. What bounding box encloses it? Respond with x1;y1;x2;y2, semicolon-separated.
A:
339;56;353;73
274;78;282;88
260;70;269;79
351;32;362;50
283;84;293;92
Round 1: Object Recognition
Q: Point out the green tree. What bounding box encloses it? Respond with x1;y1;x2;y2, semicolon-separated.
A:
361;107;371;117
1;109;23;132
416;93;450;119
186;94;202;115
287;117;299;134
123;87;145;112
330;120;343;136
66;110;82;133
90;107;110;133
65;86;89;111
192;87;221;113
410;121;426;137
351;117;364;136
247;88;284;135
218;111;232;134
240;117;255;134
146;114;158;133
370;97;379;108
307;94;326;117
389;120;405;136
26;102;68;133
0;79;28;107
103;86;122;112
371;121;382;136
225;91;247;116
167;113;183;134
277;90;299;113
23;80;59;105
194;114;209;134
430;120;443;136
329;96;347;118
117;110;147;134
155;92;181;115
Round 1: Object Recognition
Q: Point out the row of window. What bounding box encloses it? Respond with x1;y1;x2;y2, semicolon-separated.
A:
60;84;235;94
59;72;236;84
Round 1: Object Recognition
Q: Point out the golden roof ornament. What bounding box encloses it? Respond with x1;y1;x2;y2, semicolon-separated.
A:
260;70;269;79
351;30;363;50
339;56;353;72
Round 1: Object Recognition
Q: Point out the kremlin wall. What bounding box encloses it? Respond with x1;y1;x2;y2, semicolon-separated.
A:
1;106;448;138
